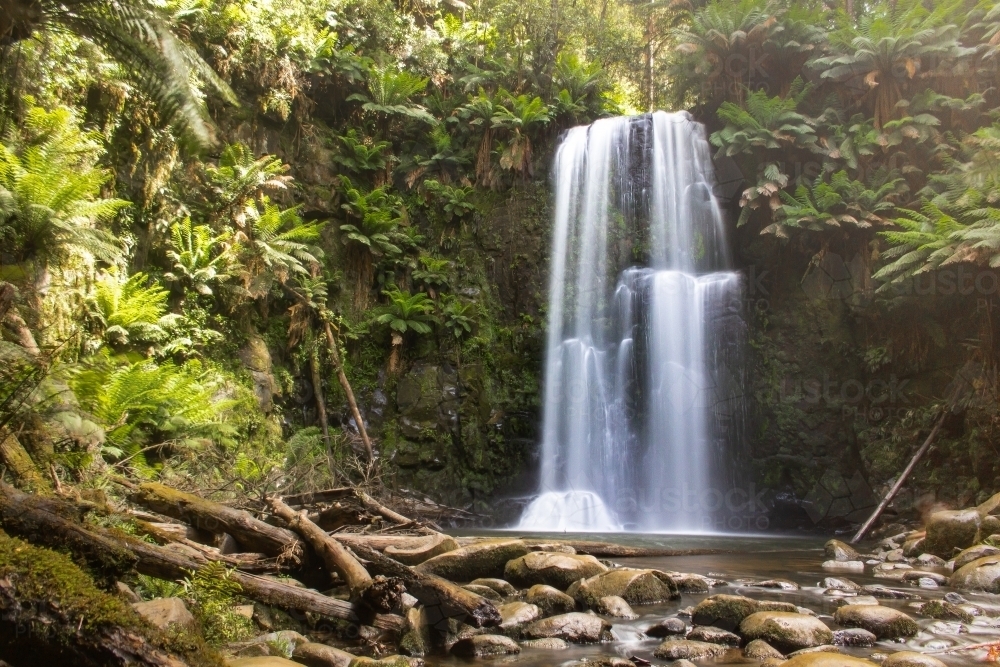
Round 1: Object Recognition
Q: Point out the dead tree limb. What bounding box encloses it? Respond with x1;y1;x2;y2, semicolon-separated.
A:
323;320;372;460
131;482;305;563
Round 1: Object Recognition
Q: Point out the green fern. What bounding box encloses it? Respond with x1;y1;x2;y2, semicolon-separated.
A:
164;217;234;296
89;270;173;347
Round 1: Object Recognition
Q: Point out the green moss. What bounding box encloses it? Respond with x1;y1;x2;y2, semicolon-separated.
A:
0;530;224;666
920;600;974;623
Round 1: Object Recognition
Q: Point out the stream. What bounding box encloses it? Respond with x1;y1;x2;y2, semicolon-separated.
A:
432;532;998;666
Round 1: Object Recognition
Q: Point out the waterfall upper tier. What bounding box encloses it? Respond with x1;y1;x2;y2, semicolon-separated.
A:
518;111;746;533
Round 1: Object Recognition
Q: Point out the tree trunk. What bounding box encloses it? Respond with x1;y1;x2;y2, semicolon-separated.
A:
0;429;49;491
846;0;854;18
131;482;305;563
323;321;373;460
309;347;331;451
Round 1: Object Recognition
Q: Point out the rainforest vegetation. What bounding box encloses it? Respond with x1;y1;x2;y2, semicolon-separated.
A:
5;0;1000;662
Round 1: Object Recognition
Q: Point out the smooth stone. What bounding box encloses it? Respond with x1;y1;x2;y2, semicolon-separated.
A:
822;560;864;571
665;572;712;592
594;595;637;619
525;584;576;617
834;595;879;607
645;617;687;637
954;544;1000;571
462;584;503;602
450;634;521;657
751;578;800;590
860;584;919;599
901;571;947;584
692;594;797;632
949;554;1000;592
653;639;729;660
498;601;541;628
131;598;195;630
923;509;981;558
521;612;613;643
780;653;878;667
902;537;925;557
293;642;356;667
469;577;518;596
788;646;840;657
384;532;459;565
347;656;414;667
504;551;608;590
526;543;576;553
687;625;740;646
414;539;528;582
115;581;141;603
519;637;569;649
886;549;906;562
574;568;679;607
918;600;974;623
228;659;304;667
881;651;948;667
825;539;860;561
823;577;860;591
833;605;919;639
744;639;784;659
739;611;834;652
916;553;947;567
832;628;876;647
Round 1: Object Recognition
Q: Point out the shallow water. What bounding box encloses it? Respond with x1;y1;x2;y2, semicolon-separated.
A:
431;532;1000;666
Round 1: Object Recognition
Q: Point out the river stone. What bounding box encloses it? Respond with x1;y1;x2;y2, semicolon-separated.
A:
860;584;919;599
822;560;864;571
949;554;1000;592
902;536;925;557
131;598;196;630
348;656;413;667
744;639;784;659
462;584;503;602
752;578;800;590
923;509;981;557
504;551;608;590
823;577;860;591
739;611;834;652
229;659;305;667
882;651;948;667
919;600;973;623
954;544;1000;571
653;639;730;660
832;628;876;647
574;568;679;607
384;532;459;565
665;572;712;592
498;601;541;628
526;584;576;616
519;637;569;649
825;539;860;561
526;542;576;553
692;594;797;632
522;612;613;643
470;578;518;597
833;605;918;639
901;571;947;585
450;634;521;657
645;617;686;637
293;642;356;667
780;653;877;667
916;553;947;567
580;658;635;667
414;539;528;582
687;625;740;646
594;595;637;619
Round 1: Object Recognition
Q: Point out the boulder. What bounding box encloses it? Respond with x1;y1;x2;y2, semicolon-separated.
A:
692;594;798;632
950;554;1000;592
881;651;948;667
293;642;356;667
384;532;459;565
469;578;518;597
823;577;860;591
519;638;569;649
521;612;613;643
954;544;1000;571
919;600;973;623
645;617;686;637
594;595;636;619
833;605;918;639
450;634;520;657
525;584;576;617
916;553;946;567
825;540;859;561
228;659;305;667
780;654;877;667
738;611;834;652
526;542;576;553
653;639;730;660
687;625;740;646
574;569;679;607
923;509;981;557
666;572;712;593
832;628;876;647
504;551;608;590
498;601;541;629
744;639;784;660
414;539;528;582
131;598;195;630
752;578;800;590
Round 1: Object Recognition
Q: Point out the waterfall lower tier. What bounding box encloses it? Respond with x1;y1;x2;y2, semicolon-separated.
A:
518;111;746;533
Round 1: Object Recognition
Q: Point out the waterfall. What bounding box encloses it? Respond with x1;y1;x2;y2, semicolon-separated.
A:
518;111;745;533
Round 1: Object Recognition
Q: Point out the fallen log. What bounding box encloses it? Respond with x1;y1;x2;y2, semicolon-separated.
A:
282;488;355;506
133;520;284;574
132;482;305;563
0;483;403;632
343;540;500;630
512;538;734;558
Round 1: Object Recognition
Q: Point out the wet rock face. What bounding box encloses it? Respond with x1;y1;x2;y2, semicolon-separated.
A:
950;554;1000;592
923;508;981;557
521;612;613;643
833;605;919;639
504;551;609;590
738;611;834;652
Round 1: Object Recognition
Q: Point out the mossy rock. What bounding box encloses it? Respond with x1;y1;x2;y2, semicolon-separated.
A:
738;611;834;652
504;551;608;590
923;509;981;558
691;594;797;632
414;539;528;582
833;605;918;639
780;653;877;667
0;530;223;666
919;600;973;623
949;554;1000;593
574;569;679;607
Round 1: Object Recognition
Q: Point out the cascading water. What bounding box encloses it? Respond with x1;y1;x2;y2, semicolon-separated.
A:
518;111;745;533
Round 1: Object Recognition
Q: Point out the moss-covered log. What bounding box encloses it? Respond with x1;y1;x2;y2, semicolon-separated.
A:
0;529;224;667
131;483;305;563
